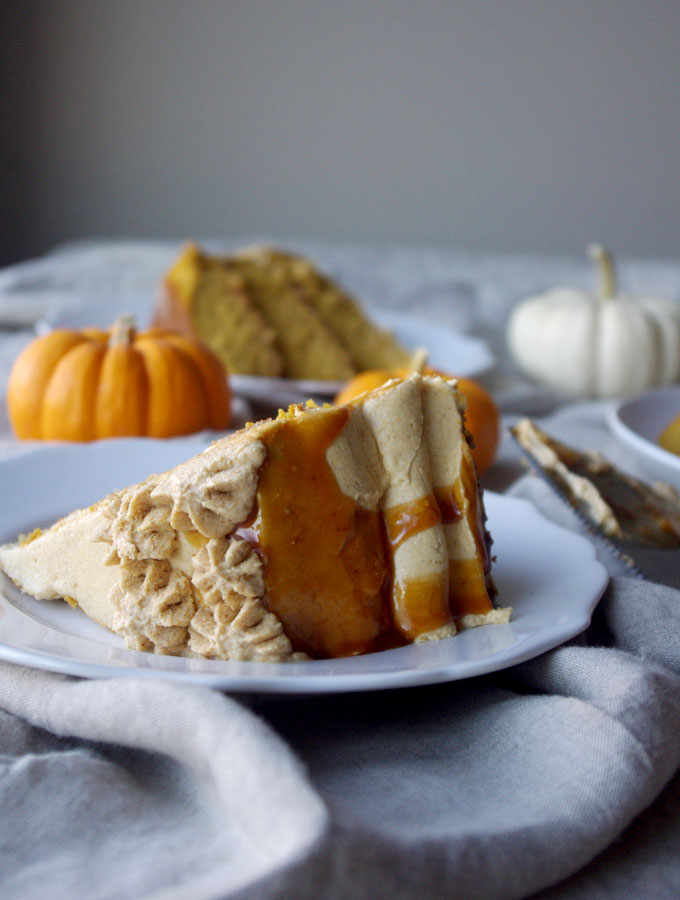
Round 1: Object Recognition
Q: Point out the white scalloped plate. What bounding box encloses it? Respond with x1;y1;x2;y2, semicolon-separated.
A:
0;439;608;694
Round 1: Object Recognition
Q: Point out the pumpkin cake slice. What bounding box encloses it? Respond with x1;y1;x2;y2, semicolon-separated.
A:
154;243;285;377
152;243;412;380
237;246;412;372
228;248;356;380
0;374;507;661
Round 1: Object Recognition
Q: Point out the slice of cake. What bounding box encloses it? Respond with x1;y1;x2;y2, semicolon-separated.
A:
0;374;507;661
224;248;356;380
152;244;411;380
237;246;412;372
154;244;285;377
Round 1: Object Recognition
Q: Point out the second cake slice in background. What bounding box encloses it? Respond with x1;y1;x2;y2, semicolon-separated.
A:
153;243;410;380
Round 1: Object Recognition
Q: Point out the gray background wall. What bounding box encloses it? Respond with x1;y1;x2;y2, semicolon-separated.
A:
2;0;679;265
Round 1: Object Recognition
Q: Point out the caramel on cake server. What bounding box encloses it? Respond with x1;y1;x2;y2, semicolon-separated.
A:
511;418;680;590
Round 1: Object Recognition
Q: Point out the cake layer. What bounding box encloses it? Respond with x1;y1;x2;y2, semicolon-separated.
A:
239;246;412;372
155;244;284;377
226;249;355;380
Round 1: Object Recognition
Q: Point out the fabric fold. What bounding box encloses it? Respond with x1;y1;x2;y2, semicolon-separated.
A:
240;616;680;900
0;664;328;900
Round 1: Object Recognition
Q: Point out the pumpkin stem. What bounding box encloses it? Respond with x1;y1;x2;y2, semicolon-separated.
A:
109;314;137;346
587;244;617;299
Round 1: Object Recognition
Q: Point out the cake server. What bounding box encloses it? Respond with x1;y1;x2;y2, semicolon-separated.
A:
510;419;680;590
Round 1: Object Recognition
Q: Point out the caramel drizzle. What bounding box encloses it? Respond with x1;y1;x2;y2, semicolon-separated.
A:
433;485;462;525
254;407;391;658
384;468;493;632
384;494;442;550
445;456;494;617
383;493;451;640
392;573;450;640
240;409;494;657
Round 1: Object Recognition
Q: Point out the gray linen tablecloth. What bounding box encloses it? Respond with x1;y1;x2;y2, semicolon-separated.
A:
1;240;680;899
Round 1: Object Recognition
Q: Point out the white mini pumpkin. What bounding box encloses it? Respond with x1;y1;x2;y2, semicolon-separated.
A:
507;245;680;398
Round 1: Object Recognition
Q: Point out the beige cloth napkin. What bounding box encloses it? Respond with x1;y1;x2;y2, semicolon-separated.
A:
0;665;327;899
2;568;680;900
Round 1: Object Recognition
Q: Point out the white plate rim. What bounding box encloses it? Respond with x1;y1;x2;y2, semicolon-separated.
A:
0;439;608;694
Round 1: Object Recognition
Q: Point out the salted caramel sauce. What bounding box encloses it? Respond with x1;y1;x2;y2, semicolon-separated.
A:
384;494;452;639
392;572;450;639
447;559;492;617
433;485;462;524
459;453;491;573
384;494;442;550
445;454;494;618
254;407;391;658
382;463;493;638
222;405;493;656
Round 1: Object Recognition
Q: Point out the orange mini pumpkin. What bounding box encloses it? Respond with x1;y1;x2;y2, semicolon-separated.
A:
7;316;232;441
